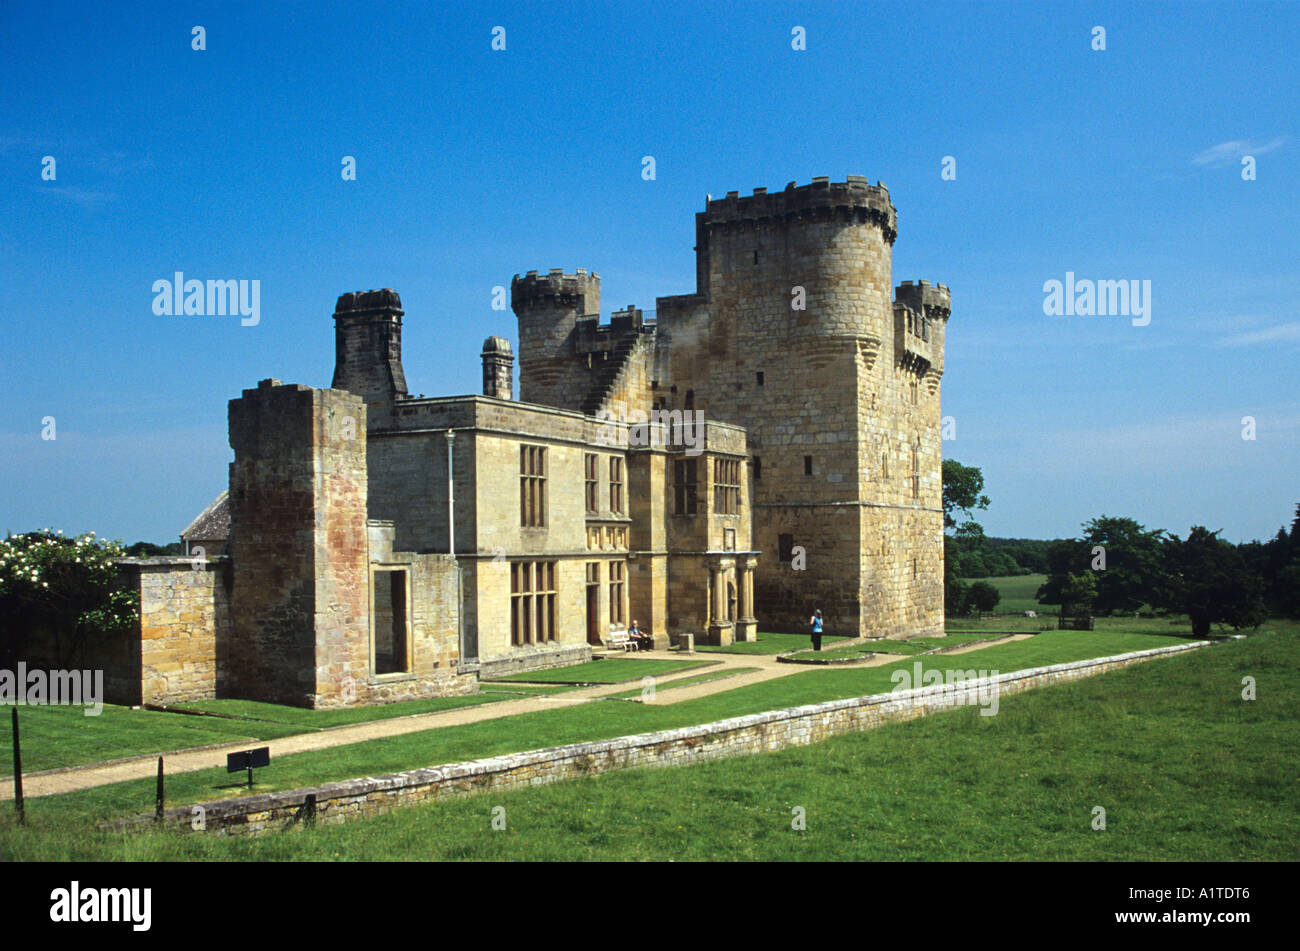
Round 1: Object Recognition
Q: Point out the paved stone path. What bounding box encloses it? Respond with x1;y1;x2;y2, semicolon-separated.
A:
1;637;1009;799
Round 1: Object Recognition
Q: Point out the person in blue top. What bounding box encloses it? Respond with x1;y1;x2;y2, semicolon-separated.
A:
809;609;824;651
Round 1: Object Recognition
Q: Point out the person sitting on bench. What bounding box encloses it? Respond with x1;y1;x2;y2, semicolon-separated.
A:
629;620;651;651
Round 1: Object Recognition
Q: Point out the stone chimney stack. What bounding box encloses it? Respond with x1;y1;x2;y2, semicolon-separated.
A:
331;289;408;410
481;336;514;400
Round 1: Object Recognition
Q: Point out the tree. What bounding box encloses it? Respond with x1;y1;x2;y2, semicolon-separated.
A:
942;459;990;531
941;460;991;616
1036;516;1165;616
1058;571;1097;618
1156;526;1267;636
965;580;1001;616
1277;558;1300;619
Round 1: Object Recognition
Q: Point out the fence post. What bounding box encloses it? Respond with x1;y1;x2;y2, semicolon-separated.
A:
155;756;165;823
11;708;23;824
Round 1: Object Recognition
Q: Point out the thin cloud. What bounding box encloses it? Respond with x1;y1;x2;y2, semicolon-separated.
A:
1220;321;1300;347
36;185;118;207
1193;137;1284;167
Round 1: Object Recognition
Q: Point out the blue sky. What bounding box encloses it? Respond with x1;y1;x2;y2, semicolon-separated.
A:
1;0;1296;545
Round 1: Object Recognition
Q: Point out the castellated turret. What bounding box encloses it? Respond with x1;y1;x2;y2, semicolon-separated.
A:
331;289;408;411
481;336;514;399
692;175;898;367
511;269;600;407
893;280;952;389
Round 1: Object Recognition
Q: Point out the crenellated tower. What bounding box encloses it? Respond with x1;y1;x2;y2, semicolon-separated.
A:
652;176;949;637
511;269;600;408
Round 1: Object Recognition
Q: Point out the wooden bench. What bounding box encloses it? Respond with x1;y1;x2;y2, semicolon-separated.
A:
607;630;639;652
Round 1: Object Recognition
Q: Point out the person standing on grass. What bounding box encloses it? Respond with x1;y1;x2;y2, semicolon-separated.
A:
809;609;824;651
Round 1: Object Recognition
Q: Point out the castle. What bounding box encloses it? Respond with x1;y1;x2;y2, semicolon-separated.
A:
101;175;950;709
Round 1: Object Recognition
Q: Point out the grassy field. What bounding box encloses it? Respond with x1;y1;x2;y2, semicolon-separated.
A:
0;627;1193;856
966;573;1048;614
807;630;1014;659
0;692;513;775
2;621;1291;860
697;631;851;655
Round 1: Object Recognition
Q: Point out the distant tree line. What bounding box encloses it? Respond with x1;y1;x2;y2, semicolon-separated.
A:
942;460;1298;633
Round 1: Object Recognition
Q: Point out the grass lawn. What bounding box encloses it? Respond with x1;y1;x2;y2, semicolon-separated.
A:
697;631;850;655
807;630;1014;659
484;657;710;683
2;621;1291;860
0;692;513;776
170;694;509;729
0;626;1196;855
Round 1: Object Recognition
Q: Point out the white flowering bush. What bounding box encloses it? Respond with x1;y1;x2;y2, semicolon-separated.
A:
0;529;139;667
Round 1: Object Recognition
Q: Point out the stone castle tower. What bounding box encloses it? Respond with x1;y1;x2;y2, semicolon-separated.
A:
510;176;950;638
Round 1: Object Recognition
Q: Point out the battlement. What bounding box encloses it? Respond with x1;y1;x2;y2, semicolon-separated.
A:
335;288;403;316
894;280;951;319
700;176;897;244
511;268;601;312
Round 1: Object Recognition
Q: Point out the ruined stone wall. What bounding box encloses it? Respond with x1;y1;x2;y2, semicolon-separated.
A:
352;553;476;705
227;380;369;707
134;558;229;704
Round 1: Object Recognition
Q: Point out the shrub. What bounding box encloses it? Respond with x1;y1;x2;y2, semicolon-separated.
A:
0;530;139;668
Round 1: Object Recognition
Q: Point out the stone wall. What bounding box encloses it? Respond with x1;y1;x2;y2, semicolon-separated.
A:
131;557;229;705
130;638;1211;836
227;380;370;708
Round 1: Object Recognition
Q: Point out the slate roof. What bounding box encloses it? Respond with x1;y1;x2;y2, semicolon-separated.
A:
181;490;229;541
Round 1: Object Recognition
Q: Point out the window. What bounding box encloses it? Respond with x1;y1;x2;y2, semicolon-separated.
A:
881;450;889;481
910;380;918;405
511;561;556;646
714;458;740;514
753;456;761;481
778;533;795;563
609;456;623;514
912;444;920;499
520;445;546;526
373;569;409;674
584;453;599;513
756;371;764;386
803;455;813;476
674;458;698;515
609;561;625;626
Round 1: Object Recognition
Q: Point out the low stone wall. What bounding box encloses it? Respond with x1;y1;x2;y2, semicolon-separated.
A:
118;639;1211;836
476;643;592;680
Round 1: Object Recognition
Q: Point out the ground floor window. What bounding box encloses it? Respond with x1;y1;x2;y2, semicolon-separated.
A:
511;561;556;646
373;568;409;674
608;560;625;626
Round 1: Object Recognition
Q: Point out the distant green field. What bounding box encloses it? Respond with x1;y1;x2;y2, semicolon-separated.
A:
960;574;1047;614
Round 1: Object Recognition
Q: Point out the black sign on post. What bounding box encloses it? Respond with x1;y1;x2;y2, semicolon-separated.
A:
226;746;271;788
